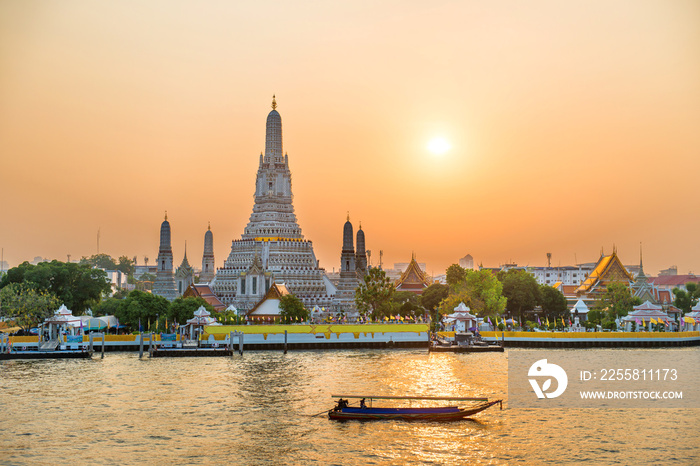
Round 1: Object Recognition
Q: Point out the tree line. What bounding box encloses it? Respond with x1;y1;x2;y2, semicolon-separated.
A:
0;260;213;333
354;263;698;331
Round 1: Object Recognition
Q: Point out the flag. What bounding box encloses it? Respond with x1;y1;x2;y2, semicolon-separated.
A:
650;318;657;325
148;319;151;331
537;316;541;325
165;318;168;331
487;317;492;326
561;317;565;327
495;316;499;326
546;316;550;326
139;318;142;332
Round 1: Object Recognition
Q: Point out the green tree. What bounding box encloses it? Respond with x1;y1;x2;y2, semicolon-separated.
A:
0;283;59;332
114;290;170;331
0;261;111;314
137;273;156;291
673;283;699;314
539;285;569;321
117;256;136;276
499;269;541;326
168;296;214;326
420;283;449;313
586;309;605;326
80;254;118;270
446;264;467;288
355;267;395;319
94;297;122;317
594;281;641;321
440;269;506;318
279;294;309;323
392;291;422;317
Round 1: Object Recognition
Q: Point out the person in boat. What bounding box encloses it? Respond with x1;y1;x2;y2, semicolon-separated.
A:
334;398;348;412
360;398;366;409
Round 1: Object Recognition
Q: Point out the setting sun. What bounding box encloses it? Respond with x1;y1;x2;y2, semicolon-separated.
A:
427;137;451;155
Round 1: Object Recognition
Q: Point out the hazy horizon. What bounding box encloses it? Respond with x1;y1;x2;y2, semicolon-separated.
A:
1;1;699;277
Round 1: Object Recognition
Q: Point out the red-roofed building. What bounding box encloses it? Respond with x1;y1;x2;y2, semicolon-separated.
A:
649;275;700;291
183;283;226;311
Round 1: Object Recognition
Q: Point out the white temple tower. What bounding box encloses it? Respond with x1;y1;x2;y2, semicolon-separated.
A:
212;97;336;311
200;223;216;283
153;212;178;301
355;222;367;279
334;215;360;314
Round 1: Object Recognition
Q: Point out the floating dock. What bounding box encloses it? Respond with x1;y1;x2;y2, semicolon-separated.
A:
429;345;504;353
0;351;92;361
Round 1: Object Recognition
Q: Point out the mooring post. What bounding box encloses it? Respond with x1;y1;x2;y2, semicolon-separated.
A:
89;333;94;353
101;332;105;359
284;330;288;354
240;332;244;355
148;333;153;357
139;333;144;358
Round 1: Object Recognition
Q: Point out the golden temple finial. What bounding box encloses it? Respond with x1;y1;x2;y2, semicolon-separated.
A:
272;95;277;110
359;221;362;230
347;211;350;222
165;210;168;221
208;221;211;231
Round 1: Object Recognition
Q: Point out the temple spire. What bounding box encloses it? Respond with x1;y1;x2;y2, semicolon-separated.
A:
165;210;168;221
272;94;277;110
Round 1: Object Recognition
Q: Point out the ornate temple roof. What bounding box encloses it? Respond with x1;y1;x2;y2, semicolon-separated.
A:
575;250;633;296
183;283;225;311
395;254;432;293
246;283;291;317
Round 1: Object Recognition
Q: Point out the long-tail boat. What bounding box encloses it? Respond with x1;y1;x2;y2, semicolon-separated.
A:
328;395;503;421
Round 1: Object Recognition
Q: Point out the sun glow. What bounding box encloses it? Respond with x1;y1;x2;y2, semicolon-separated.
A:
427;137;451;155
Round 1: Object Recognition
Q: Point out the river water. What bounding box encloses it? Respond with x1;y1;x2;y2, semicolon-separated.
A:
1;348;698;465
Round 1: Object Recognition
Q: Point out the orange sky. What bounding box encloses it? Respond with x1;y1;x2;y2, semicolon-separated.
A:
1;1;699;276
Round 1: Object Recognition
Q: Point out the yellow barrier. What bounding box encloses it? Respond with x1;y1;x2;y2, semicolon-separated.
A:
480;331;700;339
203;323;429;339
105;335;140;342
8;336;39;343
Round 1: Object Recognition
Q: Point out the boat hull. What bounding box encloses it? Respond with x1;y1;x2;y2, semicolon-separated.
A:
328;400;501;421
429;345;504;353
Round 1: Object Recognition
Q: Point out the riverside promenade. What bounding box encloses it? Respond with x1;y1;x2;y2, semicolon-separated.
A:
1;324;431;352
4;327;699;353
